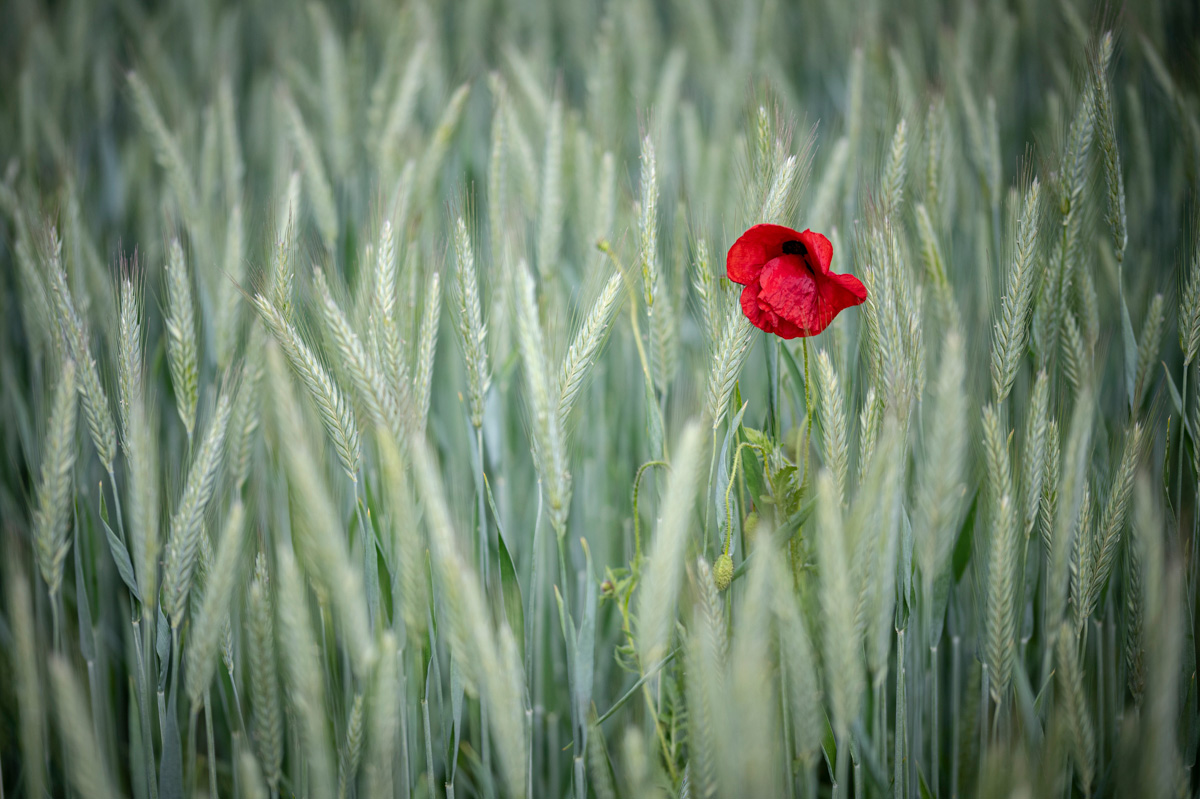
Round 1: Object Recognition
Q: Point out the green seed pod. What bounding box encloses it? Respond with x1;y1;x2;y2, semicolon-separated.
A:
714;552;734;592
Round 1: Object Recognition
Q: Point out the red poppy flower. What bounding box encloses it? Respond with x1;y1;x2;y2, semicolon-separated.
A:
727;224;867;338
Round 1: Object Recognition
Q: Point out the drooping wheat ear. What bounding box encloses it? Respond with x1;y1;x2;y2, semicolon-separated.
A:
9;570;46;799
337;693;366;799
127;71;198;226
281;89;338;250
881;118;909;219
815;469;863;737
49;657;120;799
637;420;704;665
1021;370;1050;539
162;387;233;626
1133;293;1165;406
453;216;491;428
409;438;527;798
815;349;849;504
809;136;849;232
990;179;1042;402
117;273;144;446
252;293;361;480
275;544;336;799
365;633;400;798
34;357;78;599
705;309;754;429
266;345;375;676
1084;422;1143;621
314;266;408;442
914;330;967;591
1092;31;1127;263
1055;622;1096;796
558;270;623;424
247;553;283;790
45;232;117;473
638;134;659;307
514;260;569;531
187;500;246;708
165;239;199;439
414;270;442;433
537;96;564;277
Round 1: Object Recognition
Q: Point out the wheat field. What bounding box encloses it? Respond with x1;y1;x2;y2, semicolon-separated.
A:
0;0;1197;797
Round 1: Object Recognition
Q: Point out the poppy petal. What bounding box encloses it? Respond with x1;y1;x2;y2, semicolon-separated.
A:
739;279;805;338
726;223;806;284
757;255;821;334
796;229;834;274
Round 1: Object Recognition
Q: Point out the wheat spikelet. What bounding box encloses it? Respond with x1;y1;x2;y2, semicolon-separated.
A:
990;179;1042;402
247;554;283;789
1133;293;1165;405
1055;622;1095;795
815;348;849;504
914;331;967;590
760;154;798;224
45;233;117;473
705;308;754;429
1085;421;1143;619
881;118;909;218
267;345;375;675
34;357;78;598
414;269;442;433
1092;32;1127;262
1180;245;1200;366
638;135;659;307
314;266;408;442
162;387;233;626
514;259;570;531
417;82;470;202
815;469;863;736
117;272;144;446
252;293;361;480
337;693;366;799
187;500;246;707
165;238;199;440
216;202;245;371
1039;419;1061;556
558;270;623;424
453;216;491;427
537;97;564;277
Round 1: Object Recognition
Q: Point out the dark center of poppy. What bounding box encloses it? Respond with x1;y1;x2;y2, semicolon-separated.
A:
781;239;808;256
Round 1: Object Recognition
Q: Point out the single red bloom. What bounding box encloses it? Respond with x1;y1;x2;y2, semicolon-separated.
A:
726;224;867;338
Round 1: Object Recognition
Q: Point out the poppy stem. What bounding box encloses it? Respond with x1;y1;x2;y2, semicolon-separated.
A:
802;338;813;489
